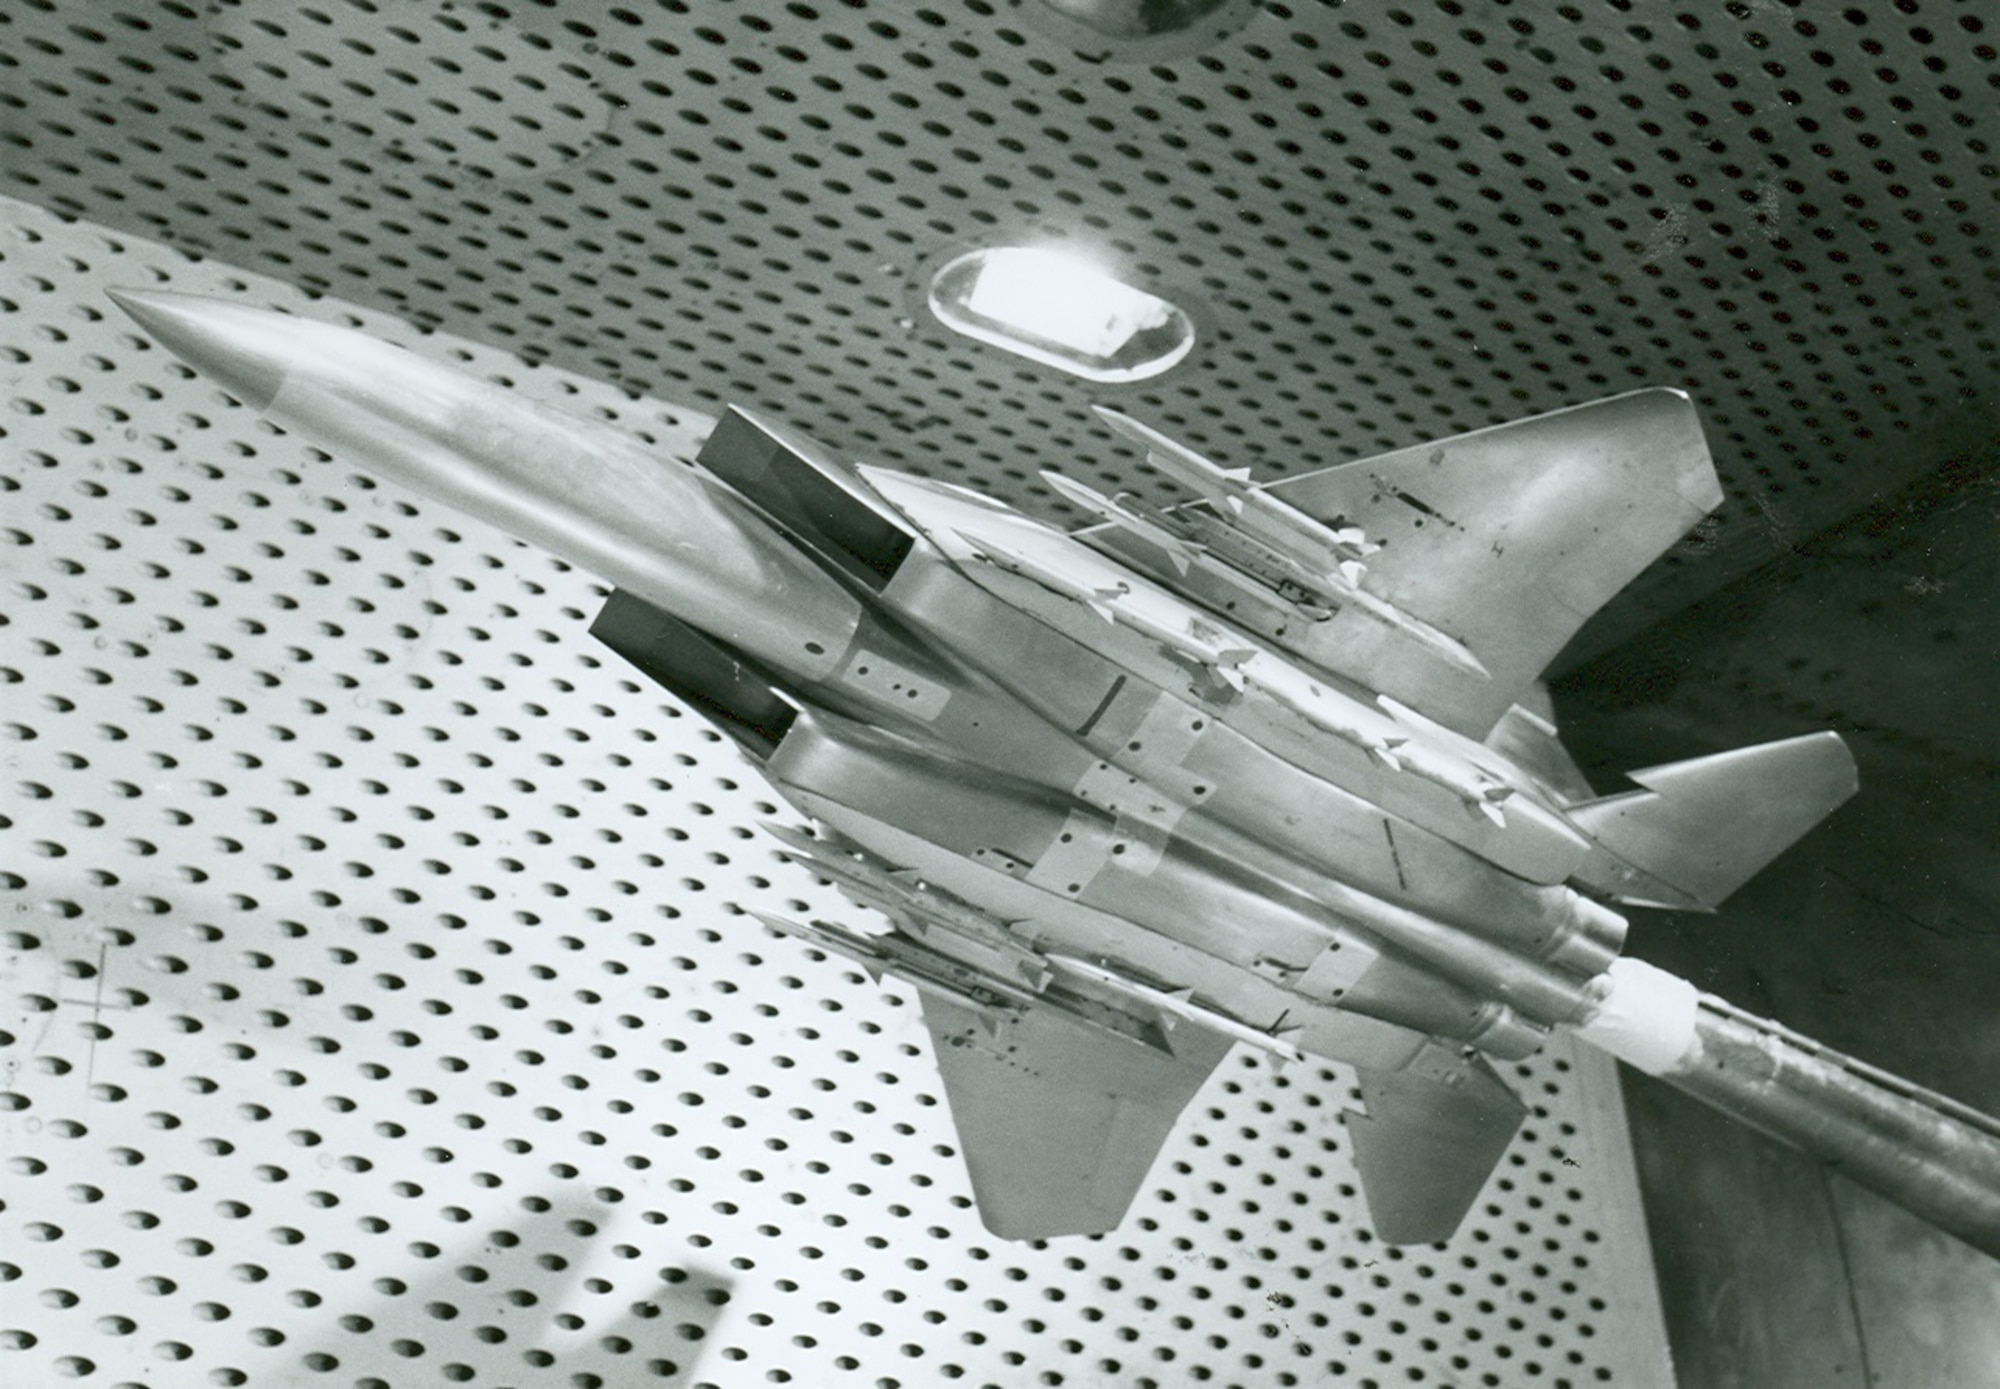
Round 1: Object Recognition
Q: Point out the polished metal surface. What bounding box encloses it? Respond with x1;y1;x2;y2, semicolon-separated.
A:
106;288;866;682
3;0;1997;1379
1665;997;2000;1259
79;179;2000;1287
1558;442;2000;1386
2;1;1992;663
0;199;1676;1389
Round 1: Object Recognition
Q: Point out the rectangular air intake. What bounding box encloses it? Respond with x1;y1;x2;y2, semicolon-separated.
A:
698;407;915;591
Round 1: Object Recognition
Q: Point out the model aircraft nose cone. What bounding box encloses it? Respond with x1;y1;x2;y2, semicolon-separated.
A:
107;288;289;412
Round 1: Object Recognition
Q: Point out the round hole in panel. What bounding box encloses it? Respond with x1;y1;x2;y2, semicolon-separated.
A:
206;0;609;180
0;174;1668;1388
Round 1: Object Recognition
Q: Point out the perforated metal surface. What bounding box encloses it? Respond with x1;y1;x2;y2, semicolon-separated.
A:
2;0;1994;665
1;201;1673;1386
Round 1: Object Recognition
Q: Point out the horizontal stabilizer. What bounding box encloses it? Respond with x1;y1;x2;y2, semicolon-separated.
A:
1568;731;1857;910
1342;1041;1526;1245
923;993;1232;1240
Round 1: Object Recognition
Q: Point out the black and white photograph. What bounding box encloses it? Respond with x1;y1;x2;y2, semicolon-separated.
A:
2;2;1996;1385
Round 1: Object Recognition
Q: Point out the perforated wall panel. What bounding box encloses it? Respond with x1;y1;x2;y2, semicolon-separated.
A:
1;202;1674;1386
3;0;1995;668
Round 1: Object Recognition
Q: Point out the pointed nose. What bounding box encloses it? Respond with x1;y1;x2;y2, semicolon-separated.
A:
107;288;290;412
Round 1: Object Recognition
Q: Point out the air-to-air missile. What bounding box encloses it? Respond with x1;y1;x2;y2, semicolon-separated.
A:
108;288;2000;1254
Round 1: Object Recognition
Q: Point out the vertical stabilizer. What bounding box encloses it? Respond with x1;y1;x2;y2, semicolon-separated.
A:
1342;1041;1527;1245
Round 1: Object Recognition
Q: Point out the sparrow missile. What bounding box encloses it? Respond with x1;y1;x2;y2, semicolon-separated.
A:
958;530;1258;687
1092;404;1259;514
1079;415;1490;679
749;909;1031;1019
1092;404;1376;562
1038;467;1205;574
760;821;1054;990
111;287;2000;1258
1044;953;1307;1064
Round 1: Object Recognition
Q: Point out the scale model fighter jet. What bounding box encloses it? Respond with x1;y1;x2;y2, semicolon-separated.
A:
109;289;2000;1254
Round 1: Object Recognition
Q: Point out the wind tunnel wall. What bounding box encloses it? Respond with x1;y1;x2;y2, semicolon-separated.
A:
2;199;1673;1388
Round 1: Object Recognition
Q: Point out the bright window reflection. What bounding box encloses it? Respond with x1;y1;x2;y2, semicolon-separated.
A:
929;247;1196;384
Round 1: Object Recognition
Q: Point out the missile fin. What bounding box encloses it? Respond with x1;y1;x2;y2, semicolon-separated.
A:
752;910;893;985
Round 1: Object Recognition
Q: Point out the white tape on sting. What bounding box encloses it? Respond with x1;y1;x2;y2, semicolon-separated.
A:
1572;956;1702;1076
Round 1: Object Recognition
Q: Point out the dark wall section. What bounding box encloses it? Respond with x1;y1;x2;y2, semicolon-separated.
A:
1555;441;2000;1386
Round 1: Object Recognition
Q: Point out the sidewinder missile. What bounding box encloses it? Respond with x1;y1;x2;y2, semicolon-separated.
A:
1093;404;1375;562
761;821;1053;990
959;530;1258;686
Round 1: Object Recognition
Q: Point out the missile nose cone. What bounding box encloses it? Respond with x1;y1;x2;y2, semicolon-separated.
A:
107;289;288;412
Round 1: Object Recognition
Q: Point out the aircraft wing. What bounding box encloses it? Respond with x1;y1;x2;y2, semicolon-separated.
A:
1342;1040;1527;1245
921;993;1234;1239
1261;388;1720;737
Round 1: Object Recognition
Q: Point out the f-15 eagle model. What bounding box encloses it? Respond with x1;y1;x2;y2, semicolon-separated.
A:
110;289;2000;1255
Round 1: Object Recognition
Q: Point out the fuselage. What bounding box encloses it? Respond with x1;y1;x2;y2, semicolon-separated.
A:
117;288;2000;1258
94;290;1627;1076
729;465;1626;1071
